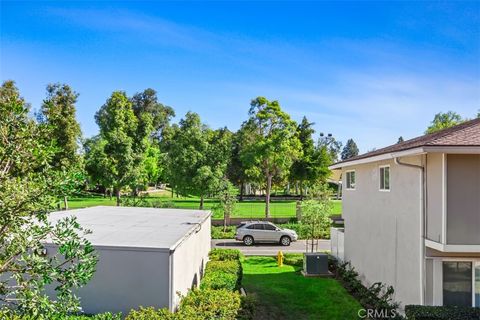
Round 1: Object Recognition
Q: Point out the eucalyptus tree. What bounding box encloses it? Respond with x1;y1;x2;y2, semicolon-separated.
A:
239;97;301;217
0;81;96;317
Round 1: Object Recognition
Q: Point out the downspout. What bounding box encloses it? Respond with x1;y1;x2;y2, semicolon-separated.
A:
394;156;427;305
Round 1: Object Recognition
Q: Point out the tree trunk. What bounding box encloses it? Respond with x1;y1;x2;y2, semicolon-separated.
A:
115;189;121;206
239;182;244;201
265;175;272;218
171;187;174;198
300;181;304;200
295;182;299;195
109;189;113;200
63;196;68;210
199;195;204;210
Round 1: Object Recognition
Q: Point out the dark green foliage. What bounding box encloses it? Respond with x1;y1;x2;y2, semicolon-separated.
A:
405;305;480;320
0;312;122;320
341;138;359;160
208;248;243;261
283;253;304;267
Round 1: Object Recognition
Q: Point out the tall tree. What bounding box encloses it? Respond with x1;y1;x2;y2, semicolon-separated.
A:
39;84;83;209
0;81;96;316
290;116;330;198
341;138;359;160
167;113;232;209
131;88;175;141
397;136;404;144
239;97;301;217
226;128;250;201
39;83;82;169
318;133;342;163
83;135;112;196
426;111;463;134
95;91;144;205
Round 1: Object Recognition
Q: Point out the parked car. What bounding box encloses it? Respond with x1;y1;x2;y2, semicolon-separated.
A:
235;221;298;246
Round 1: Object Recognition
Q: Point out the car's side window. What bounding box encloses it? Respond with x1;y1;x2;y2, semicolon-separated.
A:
264;224;276;231
246;225;255;230
254;224;264;230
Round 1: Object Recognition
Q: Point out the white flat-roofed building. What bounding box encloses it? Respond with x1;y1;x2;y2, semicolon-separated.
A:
45;206;211;315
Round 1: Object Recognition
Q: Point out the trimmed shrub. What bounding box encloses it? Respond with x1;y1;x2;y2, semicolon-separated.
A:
205;259;242;285
405;305;480;320
200;270;238;291
211;226;236;239
179;288;241;320
0;312;122;320
208;248;243;261
126;307;175;320
283;253;303;267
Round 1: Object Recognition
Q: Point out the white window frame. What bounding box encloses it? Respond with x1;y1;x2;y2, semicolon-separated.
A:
345;170;356;190
439;258;480;307
379;165;390;192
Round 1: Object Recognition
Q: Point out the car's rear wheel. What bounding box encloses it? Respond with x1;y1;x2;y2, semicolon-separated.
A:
243;235;254;246
280;236;291;246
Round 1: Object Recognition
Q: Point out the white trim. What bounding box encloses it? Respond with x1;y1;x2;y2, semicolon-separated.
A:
329;145;480;170
442;154;447;244
425;239;480;253
345;170;356;190
329;147;426;169
379;165;391;192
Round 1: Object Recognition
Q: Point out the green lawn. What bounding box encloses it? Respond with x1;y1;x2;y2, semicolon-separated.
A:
242;256;362;320
66;194;341;219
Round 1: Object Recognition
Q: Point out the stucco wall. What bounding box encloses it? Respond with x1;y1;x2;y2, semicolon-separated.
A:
45;246;171;316
447;154;480;245
426;153;444;243
171;214;211;310
342;156;423;307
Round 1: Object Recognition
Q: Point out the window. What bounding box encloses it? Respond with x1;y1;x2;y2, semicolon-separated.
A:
443;261;472;307
264;224;276;231
345;171;355;190
379;166;390;191
253;224;265;230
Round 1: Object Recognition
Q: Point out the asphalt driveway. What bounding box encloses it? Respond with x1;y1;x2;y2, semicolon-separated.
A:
211;239;331;256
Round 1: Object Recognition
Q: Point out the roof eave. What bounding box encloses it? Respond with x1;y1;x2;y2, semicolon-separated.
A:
329;147;426;170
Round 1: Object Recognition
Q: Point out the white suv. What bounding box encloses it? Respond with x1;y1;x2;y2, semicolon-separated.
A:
235;221;298;246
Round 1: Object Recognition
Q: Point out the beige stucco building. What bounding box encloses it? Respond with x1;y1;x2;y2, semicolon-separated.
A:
46;206;211;315
330;118;480;309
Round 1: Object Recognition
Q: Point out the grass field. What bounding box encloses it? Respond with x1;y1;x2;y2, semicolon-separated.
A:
242;256;361;320
66;193;342;219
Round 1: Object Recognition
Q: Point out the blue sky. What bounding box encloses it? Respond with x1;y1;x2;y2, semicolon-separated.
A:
1;1;479;152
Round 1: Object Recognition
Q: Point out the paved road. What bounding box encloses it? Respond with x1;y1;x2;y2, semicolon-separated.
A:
211;239;330;256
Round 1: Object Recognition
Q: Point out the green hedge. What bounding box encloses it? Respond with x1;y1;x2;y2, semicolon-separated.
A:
211;226;236;239
405;305;480;320
0;312;121;320
208;248;243;261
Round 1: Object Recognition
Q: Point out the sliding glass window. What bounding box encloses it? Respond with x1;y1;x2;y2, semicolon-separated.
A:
443;261;472;307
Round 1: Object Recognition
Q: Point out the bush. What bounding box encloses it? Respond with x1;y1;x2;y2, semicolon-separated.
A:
211;226;236;239
179;288;241;320
405;305;480;320
0;311;122;320
126;307;175;320
208;248;243;261
201;259;242;291
283;253;303;267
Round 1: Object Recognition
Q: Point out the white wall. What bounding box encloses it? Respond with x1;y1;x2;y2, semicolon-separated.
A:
45;246;171;316
342;156;423;307
171;215;211;310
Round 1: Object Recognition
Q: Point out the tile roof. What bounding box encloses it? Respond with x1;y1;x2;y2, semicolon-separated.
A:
334;118;480;165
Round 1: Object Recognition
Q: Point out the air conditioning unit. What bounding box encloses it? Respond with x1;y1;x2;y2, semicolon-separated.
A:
303;253;329;276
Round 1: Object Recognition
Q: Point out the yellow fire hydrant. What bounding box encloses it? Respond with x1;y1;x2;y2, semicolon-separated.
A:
277;250;284;267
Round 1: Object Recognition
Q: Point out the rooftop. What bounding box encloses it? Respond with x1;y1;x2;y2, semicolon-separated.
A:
47;206;211;251
332;118;480;168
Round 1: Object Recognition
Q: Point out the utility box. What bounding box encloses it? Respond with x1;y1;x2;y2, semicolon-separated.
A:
303;252;329;276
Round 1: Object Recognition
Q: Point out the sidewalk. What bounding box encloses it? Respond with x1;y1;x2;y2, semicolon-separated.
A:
211;239;331;256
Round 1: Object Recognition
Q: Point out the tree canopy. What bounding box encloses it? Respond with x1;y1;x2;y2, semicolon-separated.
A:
239;97;301;217
341;138;359;160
